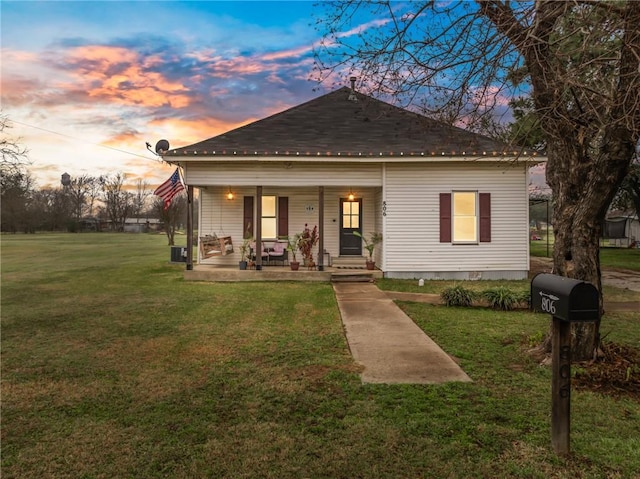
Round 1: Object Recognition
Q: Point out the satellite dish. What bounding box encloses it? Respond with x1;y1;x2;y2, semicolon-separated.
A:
155;139;170;155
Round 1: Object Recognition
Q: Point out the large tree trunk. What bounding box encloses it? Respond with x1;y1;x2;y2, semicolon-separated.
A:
545;130;633;359
505;1;640;361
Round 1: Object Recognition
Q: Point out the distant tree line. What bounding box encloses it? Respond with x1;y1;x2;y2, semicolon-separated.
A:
2;169;163;234
1;113;189;239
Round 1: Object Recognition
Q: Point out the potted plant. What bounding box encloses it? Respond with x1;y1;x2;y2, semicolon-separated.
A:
353;231;383;270
238;238;251;270
239;226;253;270
297;224;319;268
284;234;301;270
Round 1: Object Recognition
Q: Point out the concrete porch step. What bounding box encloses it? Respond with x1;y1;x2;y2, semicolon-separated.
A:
331;256;368;269
330;271;376;283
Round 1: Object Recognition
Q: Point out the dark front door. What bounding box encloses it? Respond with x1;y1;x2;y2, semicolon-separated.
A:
339;198;362;256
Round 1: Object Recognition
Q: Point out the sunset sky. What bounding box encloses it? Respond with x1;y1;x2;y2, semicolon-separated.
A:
2;1;336;188
2;1;539;192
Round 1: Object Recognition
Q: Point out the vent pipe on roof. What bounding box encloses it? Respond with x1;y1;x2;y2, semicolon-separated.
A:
348;76;358;102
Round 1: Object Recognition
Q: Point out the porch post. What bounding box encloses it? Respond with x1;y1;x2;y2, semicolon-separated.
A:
186;185;194;271
256;186;262;270
318;186;325;271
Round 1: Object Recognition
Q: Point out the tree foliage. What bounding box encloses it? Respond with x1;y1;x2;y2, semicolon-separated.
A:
1;113;29;175
154;194;187;246
1;113;34;233
133;179;151;222
30;188;71;231
67;174;101;222
610;156;640;216
100;173;134;232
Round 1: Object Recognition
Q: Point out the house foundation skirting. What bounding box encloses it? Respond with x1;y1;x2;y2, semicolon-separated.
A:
384;270;528;281
184;265;383;283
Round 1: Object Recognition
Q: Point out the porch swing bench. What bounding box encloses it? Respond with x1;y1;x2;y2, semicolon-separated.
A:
199;234;234;259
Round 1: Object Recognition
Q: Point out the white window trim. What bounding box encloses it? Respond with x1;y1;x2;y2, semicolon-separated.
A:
261;195;277;240
452;190;479;244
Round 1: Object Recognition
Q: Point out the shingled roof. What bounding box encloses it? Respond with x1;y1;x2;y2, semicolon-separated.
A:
166;87;528;158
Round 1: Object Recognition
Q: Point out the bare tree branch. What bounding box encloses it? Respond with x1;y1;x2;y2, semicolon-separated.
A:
1;112;30;176
313;0;640;359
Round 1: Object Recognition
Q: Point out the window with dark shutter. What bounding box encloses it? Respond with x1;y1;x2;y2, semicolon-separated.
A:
243;196;289;239
440;192;491;243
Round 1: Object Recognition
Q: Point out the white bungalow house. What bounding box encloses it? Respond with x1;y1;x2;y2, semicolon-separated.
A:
163;85;545;280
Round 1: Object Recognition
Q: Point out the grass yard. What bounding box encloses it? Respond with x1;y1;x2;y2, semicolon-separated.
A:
529;237;554;258
2;233;639;478
376;277;640;304
598;247;640;272
530;238;640;273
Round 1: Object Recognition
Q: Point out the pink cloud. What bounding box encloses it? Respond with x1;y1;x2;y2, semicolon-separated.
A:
2;45;196;111
61;45;192;108
262;44;313;61
134;116;256;151
470;85;512;108
1;49;40;63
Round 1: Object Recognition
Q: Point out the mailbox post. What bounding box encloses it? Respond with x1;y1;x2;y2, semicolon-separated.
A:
530;273;599;456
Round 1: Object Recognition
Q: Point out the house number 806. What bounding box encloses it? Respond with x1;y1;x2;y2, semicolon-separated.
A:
541;296;556;315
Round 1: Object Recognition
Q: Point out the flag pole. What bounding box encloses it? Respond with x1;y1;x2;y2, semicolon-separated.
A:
186;183;194;270
174;164;193;270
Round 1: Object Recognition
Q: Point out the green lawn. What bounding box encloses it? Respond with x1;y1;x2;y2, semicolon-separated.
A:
529;237;554;257
600;247;640;271
377;277;640;304
530;238;640;272
2;233;639;478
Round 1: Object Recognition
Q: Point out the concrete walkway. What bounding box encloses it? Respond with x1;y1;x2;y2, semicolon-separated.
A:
333;282;472;385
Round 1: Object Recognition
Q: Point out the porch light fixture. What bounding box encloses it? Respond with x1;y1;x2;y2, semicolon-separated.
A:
226;188;235;200
348;189;355;201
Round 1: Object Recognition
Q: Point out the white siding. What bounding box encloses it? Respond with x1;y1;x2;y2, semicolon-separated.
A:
185;162;382;187
374;187;384;266
192;160;530;278
199;186;248;266
383;162;530;279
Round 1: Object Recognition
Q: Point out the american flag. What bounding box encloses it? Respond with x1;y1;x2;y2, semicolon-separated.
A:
154;168;185;210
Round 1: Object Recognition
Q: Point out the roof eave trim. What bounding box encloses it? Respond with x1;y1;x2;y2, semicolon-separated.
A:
164;153;546;163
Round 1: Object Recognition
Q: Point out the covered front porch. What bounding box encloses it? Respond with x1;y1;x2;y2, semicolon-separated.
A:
185;183;383;273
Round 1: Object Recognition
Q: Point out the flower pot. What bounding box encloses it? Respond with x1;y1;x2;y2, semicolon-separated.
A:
290;261;300;271
366;260;376;270
239;261;248;270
